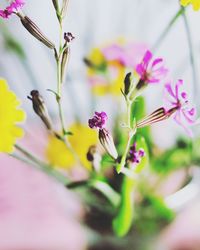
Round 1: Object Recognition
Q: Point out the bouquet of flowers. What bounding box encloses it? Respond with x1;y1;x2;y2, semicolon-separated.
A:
0;0;200;249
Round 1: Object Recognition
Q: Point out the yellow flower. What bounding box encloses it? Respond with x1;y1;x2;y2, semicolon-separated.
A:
180;0;200;10
92;65;125;96
0;79;26;153
46;123;98;170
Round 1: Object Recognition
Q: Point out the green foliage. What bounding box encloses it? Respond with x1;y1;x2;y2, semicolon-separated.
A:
0;22;26;60
113;136;149;237
131;96;152;149
4;36;26;59
112;176;135;237
151;138;192;174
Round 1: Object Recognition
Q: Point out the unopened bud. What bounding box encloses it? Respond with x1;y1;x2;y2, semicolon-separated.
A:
61;0;69;19
52;0;59;12
20;15;55;49
28;90;53;130
99;128;118;160
83;57;96;69
137;107;177;128
87;145;101;172
124;72;132;95
61;46;70;83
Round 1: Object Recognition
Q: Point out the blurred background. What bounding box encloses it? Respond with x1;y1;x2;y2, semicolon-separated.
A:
1;1;200;250
0;0;200;147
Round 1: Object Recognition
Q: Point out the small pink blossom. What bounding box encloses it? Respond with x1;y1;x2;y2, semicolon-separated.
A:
0;0;24;19
136;50;168;84
164;79;196;136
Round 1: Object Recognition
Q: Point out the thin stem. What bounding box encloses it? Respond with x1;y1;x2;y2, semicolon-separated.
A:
152;7;185;52
116;131;134;174
116;100;135;173
55;19;67;136
182;10;198;100
15;144;69;185
67;179;120;208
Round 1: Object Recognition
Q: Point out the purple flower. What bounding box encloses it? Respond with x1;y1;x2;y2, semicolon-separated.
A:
88;111;108;129
0;0;24;19
136;50;168;84
128;142;145;164
164;79;196;136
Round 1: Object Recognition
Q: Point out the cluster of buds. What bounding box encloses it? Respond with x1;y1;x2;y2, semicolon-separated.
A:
127;142;145;166
88;112;118;160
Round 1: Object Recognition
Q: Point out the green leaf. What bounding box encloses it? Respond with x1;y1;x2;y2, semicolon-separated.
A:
112;176;135;237
147;195;174;221
4;36;26;59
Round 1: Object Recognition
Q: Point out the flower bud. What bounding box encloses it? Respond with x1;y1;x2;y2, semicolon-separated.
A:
61;0;69;19
61;46;70;83
20;15;55;49
87;145;101;172
136;107;177;128
124;72;132;95
52;0;59;12
99;128;118;160
28;90;53;130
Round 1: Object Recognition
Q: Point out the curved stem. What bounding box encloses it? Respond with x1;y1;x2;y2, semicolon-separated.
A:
182;10;198;100
67;179;120;208
152;8;185;52
15;144;69;185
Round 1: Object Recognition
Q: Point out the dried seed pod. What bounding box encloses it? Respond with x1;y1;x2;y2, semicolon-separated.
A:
20;16;55;49
61;46;70;83
28;90;53;130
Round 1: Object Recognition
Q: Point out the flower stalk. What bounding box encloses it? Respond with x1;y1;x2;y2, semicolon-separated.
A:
14;144;69;184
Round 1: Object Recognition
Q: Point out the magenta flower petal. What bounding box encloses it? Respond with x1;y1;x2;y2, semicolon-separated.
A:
164;80;196;136
136;50;168;84
175;79;183;99
0;0;24;19
165;83;177;100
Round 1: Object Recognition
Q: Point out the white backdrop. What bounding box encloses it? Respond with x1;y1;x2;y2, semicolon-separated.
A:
0;0;200;147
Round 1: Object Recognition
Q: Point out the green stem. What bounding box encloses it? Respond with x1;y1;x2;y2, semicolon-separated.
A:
67;179;120;208
116;101;135;173
182;10;198;99
152;7;185;52
15;144;69;185
55;20;67;136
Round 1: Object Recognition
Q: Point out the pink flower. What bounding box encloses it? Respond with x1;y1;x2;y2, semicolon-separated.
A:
136;50;168;84
102;42;147;68
164;79;196;136
0;0;24;19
